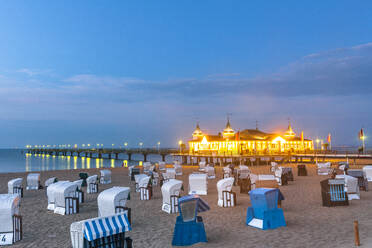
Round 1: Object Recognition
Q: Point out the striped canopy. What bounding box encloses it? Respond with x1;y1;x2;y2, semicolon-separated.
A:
179;195;210;213
83;213;131;241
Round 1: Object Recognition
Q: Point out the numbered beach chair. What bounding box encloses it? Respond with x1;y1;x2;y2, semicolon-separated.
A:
199;161;206;171
70;212;132;248
158;161;166;171
139;176;152;200
161;179;183;214
26;173;40;190
97;187;131;224
246;188;286;230
362;165;372;182
100;170;112;184
347;169;368;191
0;194;22;245
172;195;210;246
217;178;236;207
87;175;98;194
189;173;208;195
134;174;148;192
8;178;23;198
205;166;215;179
317;162;332;175
54;182;80;215
320;179;349;207
297;164;307;176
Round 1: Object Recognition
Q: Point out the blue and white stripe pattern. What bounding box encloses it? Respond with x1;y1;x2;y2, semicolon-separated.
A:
83;213;131;241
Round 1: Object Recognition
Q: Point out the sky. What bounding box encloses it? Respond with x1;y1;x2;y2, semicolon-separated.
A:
0;0;371;148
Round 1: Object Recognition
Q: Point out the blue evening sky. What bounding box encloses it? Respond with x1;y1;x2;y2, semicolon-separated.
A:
0;1;371;148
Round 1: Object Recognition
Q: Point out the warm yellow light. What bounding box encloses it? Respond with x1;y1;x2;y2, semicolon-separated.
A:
272;136;286;143
178;140;183;145
316;139;320;143
201;136;208;145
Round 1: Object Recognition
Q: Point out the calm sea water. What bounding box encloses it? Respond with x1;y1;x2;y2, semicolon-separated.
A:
0;149;174;173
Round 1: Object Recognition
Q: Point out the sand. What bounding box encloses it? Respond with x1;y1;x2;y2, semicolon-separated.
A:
1;161;372;248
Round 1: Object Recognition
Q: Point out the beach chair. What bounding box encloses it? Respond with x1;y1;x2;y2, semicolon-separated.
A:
174;164;183;176
317;162;332;175
0;194;22;245
205;166;215;179
78;173;89;187
297;164;307;176
129;166;140;181
246;188;286;230
87;175;98;194
158;161;166;171
139;176;152;200
189;173;208;195
162;171;176;185
73;180;85;203
320;179;349;207
97;187;131;224
143;162;152;173
347;169;368;191
199;161;206;171
70;212;132;248
362;165;372;182
172;195;209;246
8;178;23;198
274;167;288;186
26;173;41;190
223;166;232;179
162;179;183;214
282;167;294;181
134;174;148;193
152;171;159;186
236;165;250;187
53;182;80;215
100;170;112;184
338;162;349;172
217;178;236;207
335;175;360;200
47;181;70;211
45;177;58;188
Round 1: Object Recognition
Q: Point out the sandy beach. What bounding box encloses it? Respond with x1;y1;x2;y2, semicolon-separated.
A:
1;161;372;248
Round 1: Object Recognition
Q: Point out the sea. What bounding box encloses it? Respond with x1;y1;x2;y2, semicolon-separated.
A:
0;149;174;173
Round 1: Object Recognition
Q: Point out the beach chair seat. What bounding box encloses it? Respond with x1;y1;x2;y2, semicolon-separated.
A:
217;178;236;207
70;212;131;248
246;188;286;230
297;164;307;176
199;161;206;171
8;178;23;198
158;162;166;171
0;194;22;245
99;170;112;184
172;195;209;246
139;176;152;200
98;187;131;224
362;165;372;182
347;169;368;191
320;179;349;207
26;173;41;190
189;173;208;195
317;162;332;175
162;179;183;214
205;166;215;179
87;175;98;194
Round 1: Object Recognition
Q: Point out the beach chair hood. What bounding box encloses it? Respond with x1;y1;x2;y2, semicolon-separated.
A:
189;173;208;195
217;178;234;199
161;179;183;205
8;178;23;194
98;187;130;217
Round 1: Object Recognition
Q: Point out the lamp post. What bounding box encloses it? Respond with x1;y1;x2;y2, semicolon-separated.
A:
157;141;161;153
124;142;128;150
178;140;183;154
139;142;143;151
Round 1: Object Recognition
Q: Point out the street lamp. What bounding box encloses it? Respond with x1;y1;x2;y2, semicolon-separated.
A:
178;140;183;153
139;142;143;150
316;139;320;150
124;142;128;150
157;141;160;152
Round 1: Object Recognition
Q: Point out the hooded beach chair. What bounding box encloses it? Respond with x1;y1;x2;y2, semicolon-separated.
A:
271;162;278;173
297;164;307;176
47;181;70;211
143;162;152;174
236;165;250;186
335;175;360;200
347;169;368;191
274;167;288;186
70;212;132;248
205;166;215;179
8;178;23;198
45;177;58;188
320;179;349;207
0;194;22;245
217;178;236;207
97;187;131;224
139;176;152;200
99;170;112;184
162;171;176;185
87;175;98;194
158;161;166;171
199;161;206;171
172;195;209;246
174;164;183;176
189;173;208;195
317;162;332;175
362;165;372;182
246;188;286;230
134;174;148;192
54;181;80;215
223;166;232;179
282;167;294;181
161;179;183;214
26;173;40;190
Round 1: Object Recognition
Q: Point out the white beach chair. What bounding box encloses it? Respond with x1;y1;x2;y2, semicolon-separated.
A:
139;176;151;200
87;175;98;194
72;180;84;203
223;166;232;178
205;166;216;179
189;173;208;195
174;164;183;176
336;175;360;200
162;171;176;184
8;178;23;197
274;167;284;186
362;165;372;181
250;174;258;189
97;187;131;223
143;162;152;174
53;182;80;215
317;162;332;175
100;170;112;184
161;179;183;213
134;174;148;193
152;172;159;186
0;194;22;245
271;162;278;173
70;213;131;248
47;181;70;211
45;177;58;188
26;173;40;190
217;178;236;207
158;161;166;171
199;161;206;171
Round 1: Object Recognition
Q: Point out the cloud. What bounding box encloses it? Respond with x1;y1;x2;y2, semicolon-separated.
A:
16;68;53;77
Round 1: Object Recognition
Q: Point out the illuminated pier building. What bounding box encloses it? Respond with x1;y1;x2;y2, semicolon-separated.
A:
188;119;313;154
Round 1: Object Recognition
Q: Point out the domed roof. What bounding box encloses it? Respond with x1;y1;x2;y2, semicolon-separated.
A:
192;123;203;137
